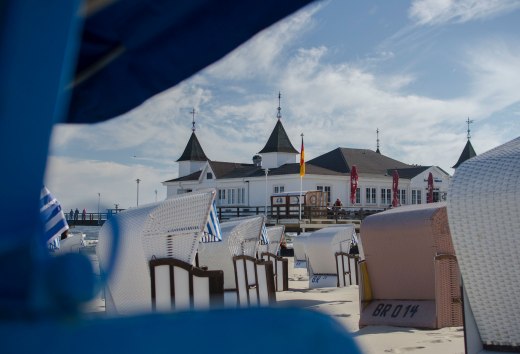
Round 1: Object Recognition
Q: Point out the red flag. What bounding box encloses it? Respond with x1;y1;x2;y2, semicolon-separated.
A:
350;165;358;204
427;172;434;203
392;169;399;207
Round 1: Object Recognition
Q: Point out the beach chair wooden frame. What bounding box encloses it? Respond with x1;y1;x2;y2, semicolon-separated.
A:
261;251;288;291
233;255;275;307
197;215;265;291
149;257;224;311
335;252;359;287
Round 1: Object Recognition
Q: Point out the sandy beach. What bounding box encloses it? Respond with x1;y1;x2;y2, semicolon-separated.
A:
277;258;465;354
84;254;464;354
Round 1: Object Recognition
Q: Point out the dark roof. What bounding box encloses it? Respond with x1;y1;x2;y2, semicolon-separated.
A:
176;132;209;162
389;166;430;179
452;140;477;168
308;147;411;175
208;161;257;178
258;120;299;154
163;170;201;182
270;163;346;176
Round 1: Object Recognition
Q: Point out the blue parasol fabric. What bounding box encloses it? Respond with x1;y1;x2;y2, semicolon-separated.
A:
66;0;315;124
40;186;69;250
201;200;222;243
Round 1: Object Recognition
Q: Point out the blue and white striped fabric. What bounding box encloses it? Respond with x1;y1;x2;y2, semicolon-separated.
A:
260;223;270;245
200;201;222;243
40;186;69;250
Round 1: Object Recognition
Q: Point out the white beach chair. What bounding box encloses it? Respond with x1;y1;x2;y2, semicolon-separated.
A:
96;190;215;315
359;203;462;329
197;216;264;289
260;225;288;292
304;226;354;288
447;137;520;353
52;233;85;255
197;215;274;306
292;232;311;269
233;255;275;307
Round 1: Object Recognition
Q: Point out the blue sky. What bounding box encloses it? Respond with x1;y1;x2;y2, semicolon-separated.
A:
46;0;520;211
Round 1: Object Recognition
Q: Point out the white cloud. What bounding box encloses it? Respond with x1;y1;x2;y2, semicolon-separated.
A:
46;2;520;209
44;156;171;211
409;0;520;25
205;4;321;80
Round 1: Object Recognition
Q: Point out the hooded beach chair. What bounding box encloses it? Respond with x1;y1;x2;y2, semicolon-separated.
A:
97;190;219;315
197;215;275;306
259;225;288;291
447;137;520;353
304;225;355;288
358;203;462;329
292;232;311;269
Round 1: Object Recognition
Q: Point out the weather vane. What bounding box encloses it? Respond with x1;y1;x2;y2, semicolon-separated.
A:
466;117;474;140
190;108;196;132
277;92;282;120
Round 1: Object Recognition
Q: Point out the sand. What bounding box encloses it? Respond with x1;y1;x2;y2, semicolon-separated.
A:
83;254;465;354
276;258;465;354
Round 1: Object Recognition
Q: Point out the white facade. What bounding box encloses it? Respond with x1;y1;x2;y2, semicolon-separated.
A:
164;162;450;210
178;160;206;177
261;152;298;170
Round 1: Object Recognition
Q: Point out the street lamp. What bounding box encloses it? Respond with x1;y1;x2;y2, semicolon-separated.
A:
136;178;141;206
263;168;269;216
155;189;157;202
97;192;101;225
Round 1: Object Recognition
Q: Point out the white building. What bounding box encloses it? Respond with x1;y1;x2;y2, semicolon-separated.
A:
163;101;453;211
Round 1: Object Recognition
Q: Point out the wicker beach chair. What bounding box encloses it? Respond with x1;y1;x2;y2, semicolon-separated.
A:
292;232;311;269
447;137;520;353
197;216;264;289
96;190;215;315
260;226;288;291
197;215;276;306
304;225;355;288
359;203;462;329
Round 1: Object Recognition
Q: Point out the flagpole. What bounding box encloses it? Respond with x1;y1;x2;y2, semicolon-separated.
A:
299;175;303;221
299;133;304;221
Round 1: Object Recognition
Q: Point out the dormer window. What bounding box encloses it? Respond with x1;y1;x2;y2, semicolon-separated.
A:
207;172;213;180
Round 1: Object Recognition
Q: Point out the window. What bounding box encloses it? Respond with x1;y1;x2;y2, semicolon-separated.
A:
317;185;331;204
365;187;376;204
399;189;406;205
412;190;422;204
219;189;226;201
206;172;213;180
273;185;285;194
227;189;235;204
381;188;391;206
356;187;361;204
237;188;245;204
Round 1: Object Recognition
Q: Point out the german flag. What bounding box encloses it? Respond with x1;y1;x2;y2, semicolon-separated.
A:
300;135;305;177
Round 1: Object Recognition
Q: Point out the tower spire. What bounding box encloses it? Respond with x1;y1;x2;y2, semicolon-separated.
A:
466;117;473;140
276;92;282;120
190;108;196;132
376;128;381;154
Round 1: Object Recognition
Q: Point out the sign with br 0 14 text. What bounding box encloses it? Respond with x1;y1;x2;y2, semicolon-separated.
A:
359;300;437;328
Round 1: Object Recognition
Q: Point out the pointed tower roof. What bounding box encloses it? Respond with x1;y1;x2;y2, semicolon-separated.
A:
258;92;298;154
176;108;209;162
176;132;209;162
258;119;299;154
452;139;476;168
452;118;477;168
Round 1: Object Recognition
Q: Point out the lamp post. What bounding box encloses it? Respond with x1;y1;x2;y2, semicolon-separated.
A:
263;168;269;216
136;178;141;206
97;192;101;225
155;189;157;202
